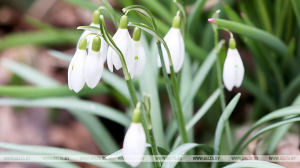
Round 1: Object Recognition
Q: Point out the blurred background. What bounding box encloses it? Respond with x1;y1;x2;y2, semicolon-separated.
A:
0;0;299;167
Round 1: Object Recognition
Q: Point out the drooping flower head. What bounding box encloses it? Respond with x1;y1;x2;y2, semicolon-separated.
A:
84;36;104;89
107;15;134;72
78;9;108;63
123;107;146;167
158;13;185;73
130;27;146;78
223;37;244;91
68;38;87;93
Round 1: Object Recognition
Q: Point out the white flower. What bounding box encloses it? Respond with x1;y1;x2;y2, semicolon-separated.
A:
107;15;134;72
223;48;244;91
68;39;87;93
84;36;104;89
107;28;134;72
78;23;108;63
130;40;146;78
157;16;184;73
123;122;146;167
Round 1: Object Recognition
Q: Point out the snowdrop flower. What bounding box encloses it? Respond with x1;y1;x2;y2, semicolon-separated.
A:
78;9;108;63
68;38;87;93
84;36;104;89
158;14;184;73
123;108;146;167
130;27;146;78
223;38;244;91
107;15;134;72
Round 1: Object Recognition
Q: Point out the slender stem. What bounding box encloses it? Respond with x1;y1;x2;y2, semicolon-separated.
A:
157;42;189;144
213;30;233;150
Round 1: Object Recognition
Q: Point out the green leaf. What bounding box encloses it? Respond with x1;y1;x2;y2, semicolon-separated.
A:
2;59;120;154
140;0;173;24
0;85;109;98
224;160;285;168
139;33;166;149
242;77;276;111
212;93;241;168
239;117;300;153
212;19;287;56
291;0;300;28
231;105;300;154
106;144;169;160
161;143;213;168
281;75;300;107
188;0;207;34
172;88;221;149
0;97;130;126
166;41;224;143
0;142;122;168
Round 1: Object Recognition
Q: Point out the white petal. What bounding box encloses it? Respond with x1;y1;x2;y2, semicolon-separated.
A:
100;36;108;63
130;59;138;79
233;49;244;87
166;28;182;73
84;50;103;89
134;42;146;77
68;51;80;90
107;47;114;72
71;50;86;93
111;29;125;70
157;28;172;70
223;49;236;91
123;123;146;167
176;31;185;72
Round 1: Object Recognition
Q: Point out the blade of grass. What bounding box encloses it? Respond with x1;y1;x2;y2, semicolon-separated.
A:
187;0;207;35
291;0;300;28
211;19;287;56
0;142;123;168
211;93;241;168
1;59;120;155
162;143;213;168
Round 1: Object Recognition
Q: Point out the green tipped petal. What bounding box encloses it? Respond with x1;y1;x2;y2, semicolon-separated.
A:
78;38;87;50
119;15;128;29
92;36;101;52
132;108;142;123
133;27;141;41
92;10;101;24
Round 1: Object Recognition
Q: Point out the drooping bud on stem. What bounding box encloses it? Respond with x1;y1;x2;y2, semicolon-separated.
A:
229;37;236;49
78;38;87;50
132;108;142;123
133;27;141;41
119;15;128;29
91;36;101;52
92;10;101;24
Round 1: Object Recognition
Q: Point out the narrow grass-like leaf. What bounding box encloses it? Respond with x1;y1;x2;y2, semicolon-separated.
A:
212;93;241;168
239;117;300;153
161;143;213;168
0;85;109;98
0;142;122;168
172;88;221;149
106;144;169;159
188;0;207;34
166;41;224;143
0;97;130;126
231;105;300;154
242;77;276;111
139;34;166;149
212;19;287;56
224;160;285;168
291;0;300;28
281;75;300;106
140;0;173;24
2;59;120;154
